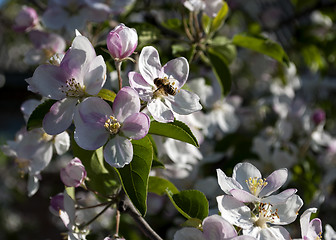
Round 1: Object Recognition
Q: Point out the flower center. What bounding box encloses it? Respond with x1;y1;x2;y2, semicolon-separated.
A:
41;132;53;142
104;116;121;135
61;78;86;97
246;177;268;196
254;203;279;228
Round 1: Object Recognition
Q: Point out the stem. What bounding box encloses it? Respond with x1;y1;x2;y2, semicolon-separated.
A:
115;210;121;237
115;60;123;91
76;201;113;210
182;13;194;41
193;12;202;40
118;195;163;240
79;202;113;229
189;11;196;39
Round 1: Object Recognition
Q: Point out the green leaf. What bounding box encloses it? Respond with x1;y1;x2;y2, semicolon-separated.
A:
71;138;120;197
148;120;199;147
181;218;203;229
148;176;179;196
27;99;57;131
147;135;165;169
166;190;209;220
115;136;153;216
129;22;161;49
208;36;237;64
98;88;116;102
202;13;211;35
210;2;229;33
207;48;232;95
232;34;290;66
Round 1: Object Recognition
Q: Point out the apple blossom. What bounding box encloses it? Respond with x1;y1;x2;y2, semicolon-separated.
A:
174;214;256;240
74;87;150;168
217;194;303;240
42;0;110;32
325;224;336;240
312;108;326;125
13;5;39;32
26;32;106;135
217;162;296;204
293;208;322;240
60;157;87;187
182;0;224;17
107;23;138;60
25;30;66;65
128;46;202;123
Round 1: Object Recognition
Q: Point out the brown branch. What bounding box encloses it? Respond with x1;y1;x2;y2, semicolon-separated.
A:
118;194;163;240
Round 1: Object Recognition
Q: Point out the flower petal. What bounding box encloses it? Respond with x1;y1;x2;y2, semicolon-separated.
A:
166;89;202;115
162;57;189;89
216;168;242;195
203;215;237;239
216;195;253;229
230;189;259;203
232;162;262;192
113;86;140;122
173;228;204;240
276;194;303;224
259;168;288;197
43;98;77;135
128;71;153;102
300;208;318;237
54;131;70;155
28;64;68;100
103;136;133;168
73;97;111;150
121;113;150;140
139;46;162;84
262;189;297;205
42;7;68;30
147;98;174;123
83;55;106;95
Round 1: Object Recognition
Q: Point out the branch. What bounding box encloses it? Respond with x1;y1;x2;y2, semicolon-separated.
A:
118;194;163;240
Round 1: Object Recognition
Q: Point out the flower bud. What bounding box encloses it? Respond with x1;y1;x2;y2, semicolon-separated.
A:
60;158;86;187
107;23;138;60
13;6;39;32
312;108;326;125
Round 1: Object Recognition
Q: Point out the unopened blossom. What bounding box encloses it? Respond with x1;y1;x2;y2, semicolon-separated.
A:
27;32;106;135
312;108;326;125
182;0;224;17
107;23;138;60
25;30;66;65
74;87;150;168
293;208;322;240
60;157;87;187
174;214;256;240
217;194;303;240
42;0;110;32
217;162;296;204
129;46;202;123
13;5;39;32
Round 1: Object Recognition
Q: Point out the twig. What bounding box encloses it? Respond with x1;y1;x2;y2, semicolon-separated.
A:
79;202;113;229
118;194;163;240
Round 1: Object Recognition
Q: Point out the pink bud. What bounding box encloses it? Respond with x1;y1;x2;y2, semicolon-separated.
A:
312;108;326;125
107;23;138;60
60;158;86;187
13;6;39;32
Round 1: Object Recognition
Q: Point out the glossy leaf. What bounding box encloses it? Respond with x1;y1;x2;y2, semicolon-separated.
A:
148;135;165;169
166;189;209;220
148;176;179;196
148;120;199;147
98;88;116;103
115;136;153;216
232;34;290;66
207;48;232;95
26;99;57;131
